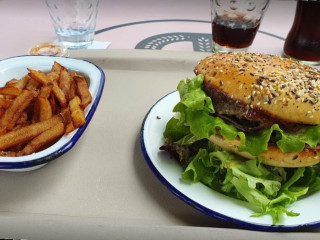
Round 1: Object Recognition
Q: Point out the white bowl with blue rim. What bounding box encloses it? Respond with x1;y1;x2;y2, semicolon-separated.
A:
0;55;105;171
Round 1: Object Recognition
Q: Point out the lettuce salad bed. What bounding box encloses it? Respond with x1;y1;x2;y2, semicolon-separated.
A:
161;75;320;224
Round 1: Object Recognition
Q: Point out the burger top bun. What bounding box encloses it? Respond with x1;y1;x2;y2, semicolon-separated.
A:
194;52;320;125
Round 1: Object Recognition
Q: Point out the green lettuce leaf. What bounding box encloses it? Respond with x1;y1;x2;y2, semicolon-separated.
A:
182;148;317;224
163;117;190;143
252;167;308;224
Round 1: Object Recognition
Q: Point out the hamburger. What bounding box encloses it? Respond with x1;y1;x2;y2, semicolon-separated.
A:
160;52;320;223
196;52;320;168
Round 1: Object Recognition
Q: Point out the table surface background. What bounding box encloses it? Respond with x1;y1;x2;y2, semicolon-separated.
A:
0;0;296;59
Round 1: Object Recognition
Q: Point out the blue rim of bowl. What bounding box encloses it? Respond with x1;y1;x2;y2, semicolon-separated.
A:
0;55;105;169
140;91;320;232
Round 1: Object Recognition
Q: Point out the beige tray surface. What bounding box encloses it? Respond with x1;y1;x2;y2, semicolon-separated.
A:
0;50;319;239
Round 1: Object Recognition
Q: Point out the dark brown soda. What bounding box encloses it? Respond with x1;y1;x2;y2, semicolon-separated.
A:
284;0;320;62
212;16;259;49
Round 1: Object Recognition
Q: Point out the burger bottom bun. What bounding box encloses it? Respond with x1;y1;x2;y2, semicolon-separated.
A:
208;135;320;168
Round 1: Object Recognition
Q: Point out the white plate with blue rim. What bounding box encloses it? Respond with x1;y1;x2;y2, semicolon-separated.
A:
140;91;320;232
0;55;105;171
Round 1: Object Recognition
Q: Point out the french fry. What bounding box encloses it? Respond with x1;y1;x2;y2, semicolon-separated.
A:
69;96;86;128
32;95;53;123
5;79;19;87
59;68;72;100
47;71;58;83
28;69;50;85
49;93;59;115
0;115;63;151
38;97;52;122
34;84;54;122
52;82;67;107
28;68;67;107
0;151;16;157
0;90;34;133
38;83;53;98
15;112;28;126
31;97;40;123
59;107;75;134
19;121;64;156
65;122;75;135
47;61;65;83
6;75;30;89
74;75;92;109
60;107;71;123
0;86;23;97
17;75;31;89
25;77;41;96
0;98;13;109
69;72;77;100
52;61;66;71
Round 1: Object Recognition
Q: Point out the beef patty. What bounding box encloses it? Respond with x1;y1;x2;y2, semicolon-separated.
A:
202;82;306;133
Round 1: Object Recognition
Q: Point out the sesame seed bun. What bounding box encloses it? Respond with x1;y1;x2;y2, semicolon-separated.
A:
195;52;320;125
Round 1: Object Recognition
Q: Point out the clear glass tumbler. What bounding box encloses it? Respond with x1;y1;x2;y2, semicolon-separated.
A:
45;0;100;49
210;0;270;52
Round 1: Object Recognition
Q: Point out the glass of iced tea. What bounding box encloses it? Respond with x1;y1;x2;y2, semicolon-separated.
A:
283;0;320;66
210;0;270;52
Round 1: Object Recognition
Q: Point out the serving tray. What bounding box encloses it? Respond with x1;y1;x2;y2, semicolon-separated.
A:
0;50;319;239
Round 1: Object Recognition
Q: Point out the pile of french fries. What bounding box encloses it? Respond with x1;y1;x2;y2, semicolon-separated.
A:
0;61;92;157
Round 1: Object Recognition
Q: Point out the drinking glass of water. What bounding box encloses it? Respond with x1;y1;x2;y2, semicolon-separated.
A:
45;0;100;49
210;0;270;53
